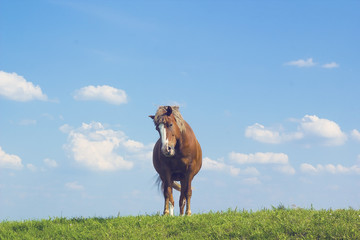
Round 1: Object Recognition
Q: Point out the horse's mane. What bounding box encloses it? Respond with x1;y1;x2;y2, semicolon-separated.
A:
153;106;186;133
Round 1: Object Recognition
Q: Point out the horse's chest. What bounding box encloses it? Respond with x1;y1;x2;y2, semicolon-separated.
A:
166;157;188;172
166;159;187;181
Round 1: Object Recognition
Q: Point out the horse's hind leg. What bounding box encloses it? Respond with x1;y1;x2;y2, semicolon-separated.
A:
179;176;193;216
185;180;192;216
179;178;192;216
179;190;186;216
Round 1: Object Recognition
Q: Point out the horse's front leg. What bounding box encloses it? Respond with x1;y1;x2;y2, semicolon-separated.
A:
163;180;175;216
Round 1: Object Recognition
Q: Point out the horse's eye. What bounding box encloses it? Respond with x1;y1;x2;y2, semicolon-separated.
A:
169;123;173;127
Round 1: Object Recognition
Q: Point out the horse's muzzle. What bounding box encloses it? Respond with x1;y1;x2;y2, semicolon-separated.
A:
162;145;175;157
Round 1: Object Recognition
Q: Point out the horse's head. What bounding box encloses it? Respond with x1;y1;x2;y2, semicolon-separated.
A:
149;106;182;157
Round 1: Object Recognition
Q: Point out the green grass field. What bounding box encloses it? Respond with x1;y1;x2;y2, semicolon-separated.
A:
1;208;359;239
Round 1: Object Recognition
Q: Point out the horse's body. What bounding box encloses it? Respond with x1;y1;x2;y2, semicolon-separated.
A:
149;106;202;216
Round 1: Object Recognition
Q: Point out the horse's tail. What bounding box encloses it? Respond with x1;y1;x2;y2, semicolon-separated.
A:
172;181;181;191
156;175;181;192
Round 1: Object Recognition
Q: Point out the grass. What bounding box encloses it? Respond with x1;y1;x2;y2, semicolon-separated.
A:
1;208;360;239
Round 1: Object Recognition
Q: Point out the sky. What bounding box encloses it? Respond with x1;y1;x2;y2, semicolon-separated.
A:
1;0;360;220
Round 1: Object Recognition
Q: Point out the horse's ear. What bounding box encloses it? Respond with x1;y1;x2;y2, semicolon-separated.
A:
149;115;155;119
166;106;172;116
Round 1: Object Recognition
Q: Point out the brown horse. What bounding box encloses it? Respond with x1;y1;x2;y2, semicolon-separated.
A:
149;106;202;216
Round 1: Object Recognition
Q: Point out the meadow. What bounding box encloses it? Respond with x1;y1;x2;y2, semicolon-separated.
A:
1;207;359;239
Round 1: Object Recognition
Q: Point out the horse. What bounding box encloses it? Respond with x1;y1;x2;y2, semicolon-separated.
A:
149;106;202;216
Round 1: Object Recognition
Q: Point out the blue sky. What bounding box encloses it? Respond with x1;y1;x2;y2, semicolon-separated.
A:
1;0;360;220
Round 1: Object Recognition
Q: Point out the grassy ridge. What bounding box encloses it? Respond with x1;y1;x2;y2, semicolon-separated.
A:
1;208;360;239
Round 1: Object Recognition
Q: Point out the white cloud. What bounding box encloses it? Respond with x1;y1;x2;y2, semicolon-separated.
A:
327;185;340;191
74;85;127;105
246;115;347;146
123;140;145;153
19;119;37;126
245;123;303;144
274;165;296;175
300;115;347;146
229;152;289;165
300;163;360;175
27;163;37;172
351;129;360;141
0;147;23;170
300;163;317;173
322;62;339;69
202;157;258;176
202;157;226;170
285;58;316;67
243;177;261;185
241;167;260;175
59;124;73;134
0;71;48;102
44;158;58;168
65;181;84;191
229;152;295;175
63;122;152;171
245;123;281;144
229;166;241;176
285;59;339;69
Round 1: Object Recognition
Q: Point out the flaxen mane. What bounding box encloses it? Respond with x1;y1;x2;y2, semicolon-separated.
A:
153;106;186;133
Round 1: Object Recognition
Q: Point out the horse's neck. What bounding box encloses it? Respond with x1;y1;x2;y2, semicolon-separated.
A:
178;122;196;147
